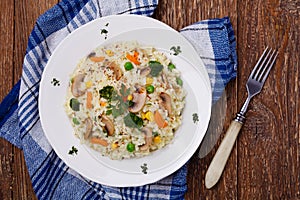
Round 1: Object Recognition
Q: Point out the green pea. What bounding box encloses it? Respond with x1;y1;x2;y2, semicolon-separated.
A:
146;85;155;93
176;77;183;86
124;62;134;71
127;142;135;152
168;63;176;71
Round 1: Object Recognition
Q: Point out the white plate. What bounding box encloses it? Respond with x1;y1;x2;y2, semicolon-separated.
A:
39;15;211;187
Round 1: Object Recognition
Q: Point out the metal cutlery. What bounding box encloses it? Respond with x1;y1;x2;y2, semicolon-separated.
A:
205;47;278;189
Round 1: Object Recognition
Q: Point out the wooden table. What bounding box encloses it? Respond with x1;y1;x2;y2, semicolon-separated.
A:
0;0;299;199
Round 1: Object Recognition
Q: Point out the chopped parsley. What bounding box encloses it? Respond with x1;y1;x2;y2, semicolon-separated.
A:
70;98;80;111
68;146;78;155
111;84;131;117
100;29;108;39
72;117;80;125
176;77;183;86
124;113;143;128
105;109;113;115
104;84;131;118
141;163;148;174
51;78;60;86
170;46;181;56
192;113;199;124
99;85;114;101
101;29;108;34
100;23;109;39
149;61;163;77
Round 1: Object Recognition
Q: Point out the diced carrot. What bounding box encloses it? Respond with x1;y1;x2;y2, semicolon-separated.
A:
162;121;168;128
100;101;106;107
90;137;109;146
86;91;93;109
154;110;168;128
89;56;105;62
126;51;140;65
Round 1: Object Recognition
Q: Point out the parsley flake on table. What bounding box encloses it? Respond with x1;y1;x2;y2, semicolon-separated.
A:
192;113;199;124
68;146;78;155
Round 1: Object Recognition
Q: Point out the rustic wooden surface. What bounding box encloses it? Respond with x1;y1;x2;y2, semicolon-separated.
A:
0;0;299;199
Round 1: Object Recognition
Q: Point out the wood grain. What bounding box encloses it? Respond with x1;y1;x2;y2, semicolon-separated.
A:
0;0;299;199
0;0;17;199
0;1;58;200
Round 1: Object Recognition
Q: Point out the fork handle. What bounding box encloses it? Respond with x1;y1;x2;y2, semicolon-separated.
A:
205;120;243;189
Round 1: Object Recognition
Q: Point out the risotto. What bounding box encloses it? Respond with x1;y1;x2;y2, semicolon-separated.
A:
65;41;186;160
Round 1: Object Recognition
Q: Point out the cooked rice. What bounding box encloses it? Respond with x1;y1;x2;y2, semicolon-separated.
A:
65;41;186;160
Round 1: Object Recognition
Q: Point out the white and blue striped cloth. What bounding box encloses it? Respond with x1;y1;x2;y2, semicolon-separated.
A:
0;0;237;199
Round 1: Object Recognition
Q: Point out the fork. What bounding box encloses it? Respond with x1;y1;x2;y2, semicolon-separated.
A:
205;47;278;189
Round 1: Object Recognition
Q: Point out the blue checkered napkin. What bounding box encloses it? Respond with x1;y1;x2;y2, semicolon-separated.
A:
0;0;237;199
181;17;237;104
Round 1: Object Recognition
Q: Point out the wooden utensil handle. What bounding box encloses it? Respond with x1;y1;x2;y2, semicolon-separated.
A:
205;120;243;189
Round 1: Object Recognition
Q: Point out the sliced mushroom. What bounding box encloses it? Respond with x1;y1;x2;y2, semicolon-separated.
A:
140;67;151;76
139;127;153;151
84;117;93;140
159;92;172;116
161;72;171;89
108;61;123;80
101;115;115;136
128;86;147;113
87;52;96;58
71;74;86;97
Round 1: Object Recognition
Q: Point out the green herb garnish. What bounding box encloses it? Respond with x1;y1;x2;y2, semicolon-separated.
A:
170;46;181;55
141;163;148;174
107;84;131;118
68;146;78;155
51;78;60;86
106;109;112;115
176;77;183;86
70;98;80;111
149;61;163;77
101;29;108;34
120;83;131;97
100;28;108;39
99;86;114;101
192;113;199;124
72;117;80;125
124;113;143;128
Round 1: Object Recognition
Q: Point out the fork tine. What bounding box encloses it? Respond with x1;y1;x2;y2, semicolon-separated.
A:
249;47;269;79
253;48;273;80
260;50;278;83
257;49;276;81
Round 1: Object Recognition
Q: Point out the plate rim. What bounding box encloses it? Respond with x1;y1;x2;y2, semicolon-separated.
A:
39;14;212;187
